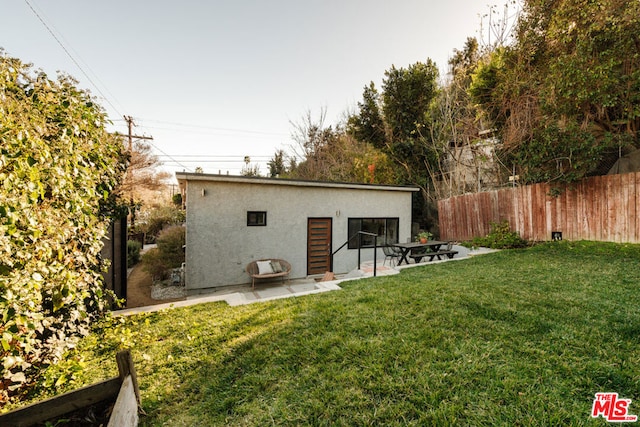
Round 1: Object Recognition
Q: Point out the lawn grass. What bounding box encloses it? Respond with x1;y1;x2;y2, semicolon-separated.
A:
27;241;640;425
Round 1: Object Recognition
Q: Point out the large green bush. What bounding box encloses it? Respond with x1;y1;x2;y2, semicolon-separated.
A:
470;220;528;249
0;54;126;402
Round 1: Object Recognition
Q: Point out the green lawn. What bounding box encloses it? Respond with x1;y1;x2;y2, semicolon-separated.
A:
39;242;640;425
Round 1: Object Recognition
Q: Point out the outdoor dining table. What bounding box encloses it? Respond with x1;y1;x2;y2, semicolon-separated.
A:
392;240;447;265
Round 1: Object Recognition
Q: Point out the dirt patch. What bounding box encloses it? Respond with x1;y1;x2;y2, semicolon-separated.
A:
126;264;186;309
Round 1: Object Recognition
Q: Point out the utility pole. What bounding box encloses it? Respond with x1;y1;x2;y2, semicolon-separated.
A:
122;115;154;229
123;115;153;152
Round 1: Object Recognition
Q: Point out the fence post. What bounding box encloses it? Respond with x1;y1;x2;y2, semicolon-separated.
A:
116;350;141;406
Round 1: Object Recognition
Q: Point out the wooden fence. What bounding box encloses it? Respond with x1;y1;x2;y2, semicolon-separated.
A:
438;172;640;243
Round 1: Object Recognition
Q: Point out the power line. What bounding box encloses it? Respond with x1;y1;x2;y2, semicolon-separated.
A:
23;0;124;117
156;155;273;158
144;126;288;139
120;116;193;172
149;144;193;172
138;118;289;137
159;160;264;164
21;1;287;175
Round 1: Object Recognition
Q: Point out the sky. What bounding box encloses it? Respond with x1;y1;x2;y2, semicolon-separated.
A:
1;0;490;180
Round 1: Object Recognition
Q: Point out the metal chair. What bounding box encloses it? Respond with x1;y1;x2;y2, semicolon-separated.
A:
382;245;401;266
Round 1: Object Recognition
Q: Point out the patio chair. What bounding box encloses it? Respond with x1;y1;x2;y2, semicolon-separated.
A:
382;245;401;266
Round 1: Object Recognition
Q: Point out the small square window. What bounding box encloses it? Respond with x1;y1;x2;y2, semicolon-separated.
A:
247;211;267;226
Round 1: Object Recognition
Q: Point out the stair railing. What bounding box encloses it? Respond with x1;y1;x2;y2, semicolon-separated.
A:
331;231;379;277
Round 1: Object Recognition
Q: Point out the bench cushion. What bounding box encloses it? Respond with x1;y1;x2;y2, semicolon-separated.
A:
257;260;274;275
271;260;283;273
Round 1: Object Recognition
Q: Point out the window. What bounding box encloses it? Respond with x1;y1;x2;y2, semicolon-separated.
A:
348;218;399;249
247;211;267;226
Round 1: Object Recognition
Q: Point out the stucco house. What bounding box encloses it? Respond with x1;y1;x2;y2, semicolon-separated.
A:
175;173;419;291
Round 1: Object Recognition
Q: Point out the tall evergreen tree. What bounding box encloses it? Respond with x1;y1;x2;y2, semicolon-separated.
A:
347;82;386;149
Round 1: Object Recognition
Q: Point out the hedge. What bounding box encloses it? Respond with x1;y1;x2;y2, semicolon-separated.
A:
0;53;127;402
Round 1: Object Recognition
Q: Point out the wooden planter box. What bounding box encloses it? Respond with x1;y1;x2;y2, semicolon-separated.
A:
0;350;141;427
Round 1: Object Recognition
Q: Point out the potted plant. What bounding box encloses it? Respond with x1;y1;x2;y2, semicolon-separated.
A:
416;231;432;243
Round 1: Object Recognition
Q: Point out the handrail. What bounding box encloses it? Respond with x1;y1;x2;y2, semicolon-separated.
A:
331;231;361;256
331;231;379;277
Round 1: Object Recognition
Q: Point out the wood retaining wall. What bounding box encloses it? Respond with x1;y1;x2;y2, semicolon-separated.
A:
0;350;140;427
437;172;640;243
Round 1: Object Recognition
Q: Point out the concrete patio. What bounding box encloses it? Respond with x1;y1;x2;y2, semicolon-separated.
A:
116;245;495;316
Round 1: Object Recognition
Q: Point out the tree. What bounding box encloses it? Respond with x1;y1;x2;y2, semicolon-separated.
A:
268;149;289;177
543;0;640;137
347;82;386;149
286;110;397;184
471;0;640;184
240;156;261;177
118;140;171;228
380;60;441;229
381;60;439;143
118;140;170;198
287;109;338;181
344;60;442;228
426;43;506;198
379;60;440;187
0;53;127;401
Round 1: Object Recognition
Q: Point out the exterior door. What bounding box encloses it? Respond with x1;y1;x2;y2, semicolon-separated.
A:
307;218;332;275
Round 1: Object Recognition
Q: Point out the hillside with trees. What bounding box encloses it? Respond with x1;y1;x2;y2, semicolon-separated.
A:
273;0;640;229
470;0;640;184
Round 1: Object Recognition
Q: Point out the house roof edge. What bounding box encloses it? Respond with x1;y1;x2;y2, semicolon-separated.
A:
175;172;420;192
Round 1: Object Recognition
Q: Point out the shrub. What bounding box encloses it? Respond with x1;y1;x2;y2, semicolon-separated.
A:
137;205;185;244
141;248;166;280
471;220;528;249
156;226;186;268
127;240;142;267
0;54;126;402
141;226;185;280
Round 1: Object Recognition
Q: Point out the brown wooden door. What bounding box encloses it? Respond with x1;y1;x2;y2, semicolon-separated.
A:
307;218;332;275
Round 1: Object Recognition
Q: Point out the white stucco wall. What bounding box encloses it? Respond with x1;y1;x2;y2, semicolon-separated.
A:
177;174;417;290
